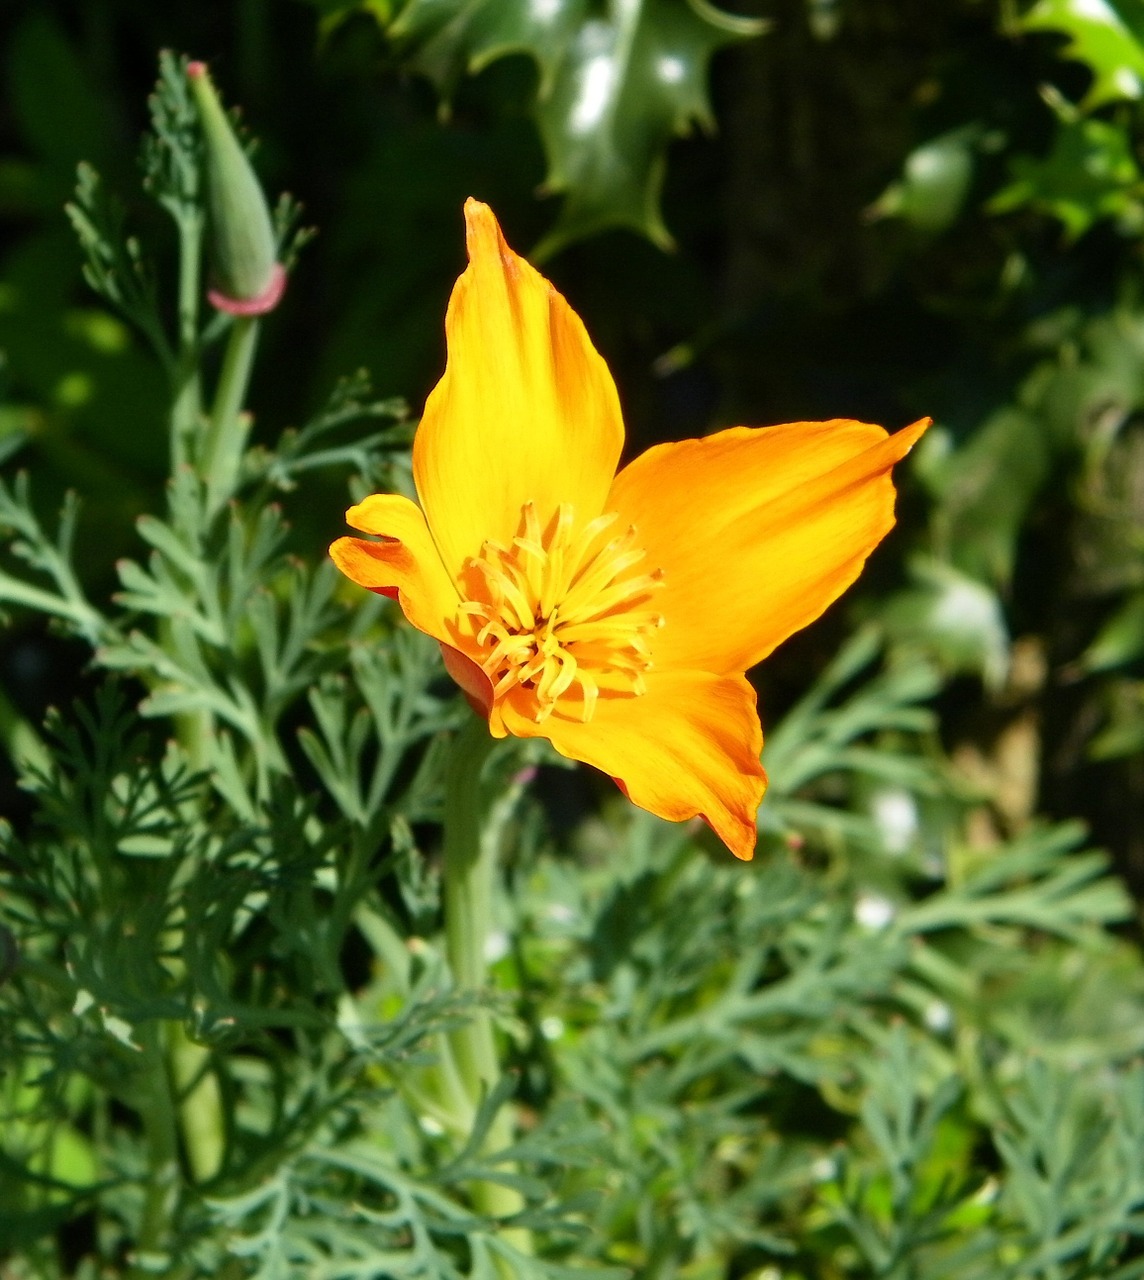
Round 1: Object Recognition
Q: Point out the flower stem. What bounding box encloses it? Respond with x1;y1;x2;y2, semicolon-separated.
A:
169;1021;225;1183
169;210;204;476
128;1024;180;1280
147;204;227;1195
201;315;259;518
441;715;531;1254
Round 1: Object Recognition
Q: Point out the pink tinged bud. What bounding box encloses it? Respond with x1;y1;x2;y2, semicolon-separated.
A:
207;263;286;315
187;60;283;312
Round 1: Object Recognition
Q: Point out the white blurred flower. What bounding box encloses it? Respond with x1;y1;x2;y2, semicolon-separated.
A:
924;999;953;1033
484;930;509;963
855;893;895;930
871;787;919;855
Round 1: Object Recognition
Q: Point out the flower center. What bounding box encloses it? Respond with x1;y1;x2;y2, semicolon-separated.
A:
456;502;665;723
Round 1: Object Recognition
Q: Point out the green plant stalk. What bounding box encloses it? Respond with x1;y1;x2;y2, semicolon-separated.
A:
159;910;224;1183
169;1022;225;1184
162;211;229;1181
441;714;531;1251
201;315;259;518
170;210;204;475
164;204;213;779
128;1024;181;1279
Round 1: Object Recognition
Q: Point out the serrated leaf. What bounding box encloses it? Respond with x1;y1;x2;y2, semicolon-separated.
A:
1023;0;1144;108
536;0;761;253
389;0;589;96
990;117;1143;239
384;0;765;252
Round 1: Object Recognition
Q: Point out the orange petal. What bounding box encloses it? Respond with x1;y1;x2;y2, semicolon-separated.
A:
413;199;625;578
500;672;766;860
330;493;458;644
608;418;930;675
439;642;495;720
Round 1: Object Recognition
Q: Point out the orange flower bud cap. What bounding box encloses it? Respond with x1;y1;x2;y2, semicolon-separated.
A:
187;61;283;314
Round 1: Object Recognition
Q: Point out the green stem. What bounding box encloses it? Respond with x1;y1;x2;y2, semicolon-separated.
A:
169;1022;226;1184
441;716;532;1257
443;718;502;1099
444;720;498;1024
164;222;226;1159
201;316;260;518
128;1025;180;1280
170;211;204;476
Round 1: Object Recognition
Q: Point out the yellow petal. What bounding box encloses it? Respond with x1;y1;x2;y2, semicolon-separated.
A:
413;199;625;578
330;493;458;644
500;672;766;860
608;418;930;675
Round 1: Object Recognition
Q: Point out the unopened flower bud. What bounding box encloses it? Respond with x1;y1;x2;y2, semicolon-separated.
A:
187;60;284;315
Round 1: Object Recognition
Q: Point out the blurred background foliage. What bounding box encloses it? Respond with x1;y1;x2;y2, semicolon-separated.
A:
3;0;1144;1276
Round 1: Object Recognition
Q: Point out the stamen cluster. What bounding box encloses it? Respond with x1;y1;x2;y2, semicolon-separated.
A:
457;502;665;722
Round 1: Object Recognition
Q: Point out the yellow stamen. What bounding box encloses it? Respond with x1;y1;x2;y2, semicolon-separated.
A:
456;502;665;723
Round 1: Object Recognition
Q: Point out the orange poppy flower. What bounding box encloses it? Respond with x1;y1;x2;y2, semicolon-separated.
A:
331;200;929;860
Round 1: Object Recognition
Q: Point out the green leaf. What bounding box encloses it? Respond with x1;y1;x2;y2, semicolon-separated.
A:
1022;0;1144;108
1091;678;1144;758
989;117;1143;239
65;164;172;368
384;0;766;252
388;0;589;95
535;0;765;254
1080;592;1144;672
922;408;1054;585
867;127;981;235
882;558;1011;690
141;50;204;224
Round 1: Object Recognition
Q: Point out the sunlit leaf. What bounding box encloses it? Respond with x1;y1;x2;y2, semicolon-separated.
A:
383;0;766;252
989;117;1143;239
535;0;765;253
388;0;589;95
1022;0;1144;107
